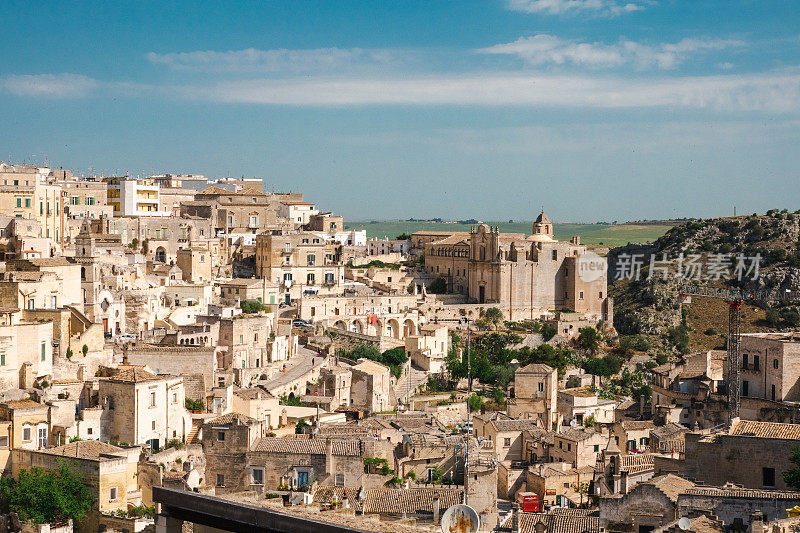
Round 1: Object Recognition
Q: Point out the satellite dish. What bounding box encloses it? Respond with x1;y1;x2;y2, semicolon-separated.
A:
678;517;691;531
441;504;479;533
358;489;367;500
570;419;578;427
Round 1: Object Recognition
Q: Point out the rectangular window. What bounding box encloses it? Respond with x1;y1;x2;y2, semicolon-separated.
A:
41;342;46;361
217;431;225;442
763;467;776;487
23;427;31;441
742;380;749;397
151;420;156;430
579;291;584;300
753;355;760;370
504;438;511;447
87;197;95;205
25;198;31;208
335;474;345;486
252;469;263;485
538;382;544;392
216;474;224;487
150;391;156;407
171;393;177;404
16;198;21;208
109;487;117;501
742;354;748;369
307;254;316;266
0;353;3;366
0;436;7;448
593;445;599;453
552;250;557;260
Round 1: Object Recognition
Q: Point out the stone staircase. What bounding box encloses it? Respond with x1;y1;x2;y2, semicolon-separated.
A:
394;363;429;406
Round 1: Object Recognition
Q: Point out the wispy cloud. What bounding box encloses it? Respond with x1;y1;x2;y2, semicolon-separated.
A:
478;35;745;69
173;71;800;112
507;0;648;17
146;47;402;73
1;73;97;97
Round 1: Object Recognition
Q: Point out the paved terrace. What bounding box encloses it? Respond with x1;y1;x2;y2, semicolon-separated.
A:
153;486;433;533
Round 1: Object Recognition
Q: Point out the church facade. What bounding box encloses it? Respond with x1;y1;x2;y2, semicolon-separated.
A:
422;212;611;322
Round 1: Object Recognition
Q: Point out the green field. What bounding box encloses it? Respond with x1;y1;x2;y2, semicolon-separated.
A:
345;220;672;247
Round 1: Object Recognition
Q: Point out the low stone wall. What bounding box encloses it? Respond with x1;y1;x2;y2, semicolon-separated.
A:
325;327;404;353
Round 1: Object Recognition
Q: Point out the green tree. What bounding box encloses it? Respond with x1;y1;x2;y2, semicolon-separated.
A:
395;233;411;240
784;445;800;490
241;300;267;314
483;307;503;330
141;238;149;255
541;323;557;342
468;393;483;412
0;462;95;524
428;278;448;294
81;344;89;357
185;398;204;412
295;419;309;434
765;308;781;328
577;327;600;354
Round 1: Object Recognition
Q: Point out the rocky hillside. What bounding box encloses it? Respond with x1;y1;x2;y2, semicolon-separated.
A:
609;209;800;340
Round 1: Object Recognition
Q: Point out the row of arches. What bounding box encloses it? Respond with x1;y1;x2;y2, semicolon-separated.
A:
332;317;417;339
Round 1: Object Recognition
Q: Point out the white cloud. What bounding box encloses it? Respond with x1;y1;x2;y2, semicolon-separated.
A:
478;35;745;69
507;0;647;16
173;70;800;112
1;73;97;97
146;47;400;73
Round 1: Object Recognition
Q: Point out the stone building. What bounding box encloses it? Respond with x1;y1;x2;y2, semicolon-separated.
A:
600;474;697;533
422;212;611;321
738;333;800;402
509;363;558;428
549;427;608;468
12;440;141;533
676;486;800;524
0;400;51;472
350;359;391;413
0;311;53;389
122;344;218;400
526;462;596;508
98;367;191;448
405;324;449;373
255;230;344;301
473;412;543;464
668;420;800;491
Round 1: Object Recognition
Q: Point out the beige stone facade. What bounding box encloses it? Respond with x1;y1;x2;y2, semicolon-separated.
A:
255;231;343;301
422;212;611;321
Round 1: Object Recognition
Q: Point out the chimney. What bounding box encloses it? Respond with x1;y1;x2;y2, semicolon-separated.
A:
433;497;440;525
325;437;335;476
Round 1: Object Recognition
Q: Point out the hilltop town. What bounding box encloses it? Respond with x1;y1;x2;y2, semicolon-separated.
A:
2;162;800;533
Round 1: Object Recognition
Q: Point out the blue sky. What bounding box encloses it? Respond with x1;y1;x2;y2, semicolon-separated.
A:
1;0;799;222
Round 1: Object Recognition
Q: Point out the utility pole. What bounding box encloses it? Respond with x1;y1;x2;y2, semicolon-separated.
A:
463;317;471;506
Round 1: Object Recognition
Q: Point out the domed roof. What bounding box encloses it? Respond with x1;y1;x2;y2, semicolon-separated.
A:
535;210;550;224
526;233;554;242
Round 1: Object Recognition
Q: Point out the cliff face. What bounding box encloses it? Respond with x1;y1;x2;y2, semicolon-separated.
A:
609;211;800;336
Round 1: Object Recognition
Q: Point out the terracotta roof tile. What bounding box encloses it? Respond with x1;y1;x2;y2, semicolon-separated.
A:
251;436;361;456
519;512;600;533
731;420;800;440
361;488;462;515
682;487;800;500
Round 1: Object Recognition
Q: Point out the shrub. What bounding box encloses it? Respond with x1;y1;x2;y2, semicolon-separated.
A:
428;278;448;294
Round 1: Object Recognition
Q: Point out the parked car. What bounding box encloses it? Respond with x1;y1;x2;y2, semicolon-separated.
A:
292;319;312;329
115;334;137;342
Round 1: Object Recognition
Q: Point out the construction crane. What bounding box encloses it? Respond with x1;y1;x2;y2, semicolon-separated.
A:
676;282;799;423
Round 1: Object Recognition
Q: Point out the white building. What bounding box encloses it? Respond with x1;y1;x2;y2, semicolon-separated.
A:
106;177;170;217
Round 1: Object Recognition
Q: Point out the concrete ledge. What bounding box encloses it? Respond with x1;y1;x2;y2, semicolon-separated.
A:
153;487;373;533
